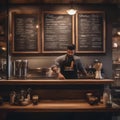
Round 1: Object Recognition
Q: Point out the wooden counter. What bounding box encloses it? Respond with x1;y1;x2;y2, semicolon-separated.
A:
0;79;119;120
0;100;119;120
0;79;114;105
0;79;114;85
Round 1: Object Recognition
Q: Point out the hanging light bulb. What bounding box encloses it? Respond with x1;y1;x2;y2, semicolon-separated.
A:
66;0;77;15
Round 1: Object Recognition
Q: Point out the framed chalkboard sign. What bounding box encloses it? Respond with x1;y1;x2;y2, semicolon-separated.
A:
12;13;40;53
76;11;106;53
42;11;74;53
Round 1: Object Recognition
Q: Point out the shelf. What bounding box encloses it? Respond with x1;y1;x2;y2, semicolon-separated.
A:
0;100;119;112
113;62;120;65
114;69;120;71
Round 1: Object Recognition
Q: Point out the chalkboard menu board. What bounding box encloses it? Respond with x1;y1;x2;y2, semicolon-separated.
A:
12;13;39;53
76;11;106;53
42;12;74;53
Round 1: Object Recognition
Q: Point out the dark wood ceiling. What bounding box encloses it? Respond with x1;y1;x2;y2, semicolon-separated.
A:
7;0;120;4
0;0;120;6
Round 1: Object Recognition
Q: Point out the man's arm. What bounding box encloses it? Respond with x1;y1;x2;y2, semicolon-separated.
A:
53;55;66;79
75;57;88;76
51;65;65;80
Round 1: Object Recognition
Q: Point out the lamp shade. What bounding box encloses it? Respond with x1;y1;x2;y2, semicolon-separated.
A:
66;9;77;15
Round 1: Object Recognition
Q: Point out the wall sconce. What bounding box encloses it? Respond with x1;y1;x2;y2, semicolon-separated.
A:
66;0;77;15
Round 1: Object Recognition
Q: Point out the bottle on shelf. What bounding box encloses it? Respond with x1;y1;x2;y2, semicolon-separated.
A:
103;85;112;107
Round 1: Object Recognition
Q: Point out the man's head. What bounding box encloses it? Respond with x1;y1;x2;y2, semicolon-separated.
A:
67;44;76;56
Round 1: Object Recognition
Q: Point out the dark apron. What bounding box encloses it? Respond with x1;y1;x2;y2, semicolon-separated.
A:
60;55;78;79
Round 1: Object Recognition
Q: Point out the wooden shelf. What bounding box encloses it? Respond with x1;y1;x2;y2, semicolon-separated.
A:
113;61;120;65
0;100;119;112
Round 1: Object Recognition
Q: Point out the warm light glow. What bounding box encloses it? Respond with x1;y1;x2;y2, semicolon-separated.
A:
66;9;77;15
113;42;118;48
1;47;6;51
117;31;120;36
36;25;39;29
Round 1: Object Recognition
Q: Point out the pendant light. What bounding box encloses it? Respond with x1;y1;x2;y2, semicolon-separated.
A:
66;0;77;15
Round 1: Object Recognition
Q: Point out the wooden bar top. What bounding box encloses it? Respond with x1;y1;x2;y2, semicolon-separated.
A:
0;100;119;112
0;79;114;85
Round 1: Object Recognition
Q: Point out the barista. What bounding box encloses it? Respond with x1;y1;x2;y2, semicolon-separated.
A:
51;44;87;79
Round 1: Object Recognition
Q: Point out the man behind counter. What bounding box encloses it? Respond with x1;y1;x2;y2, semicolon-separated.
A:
51;44;88;79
